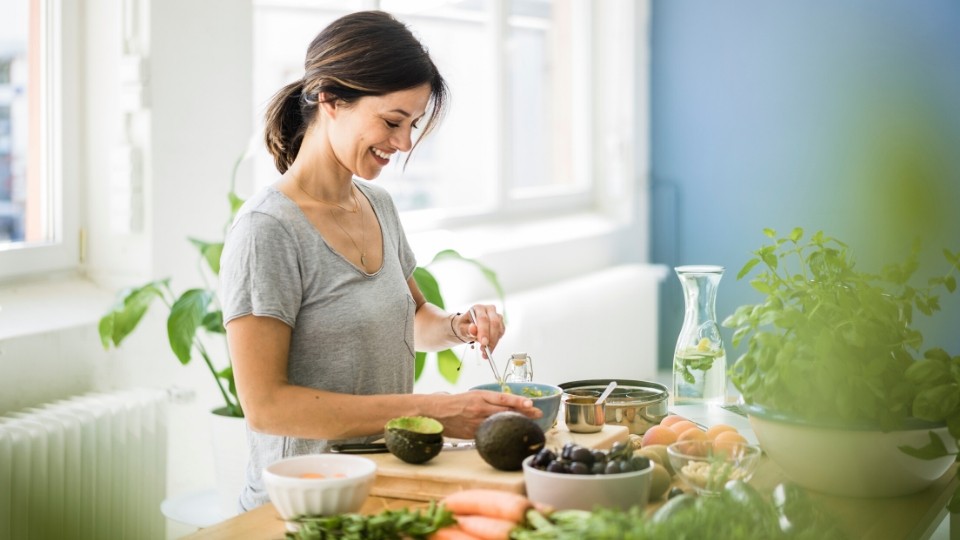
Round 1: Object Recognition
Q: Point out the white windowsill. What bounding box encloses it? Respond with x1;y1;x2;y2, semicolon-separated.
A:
0;211;630;342
0;275;115;341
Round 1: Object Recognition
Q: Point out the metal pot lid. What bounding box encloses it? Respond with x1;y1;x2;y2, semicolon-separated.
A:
559;379;668;405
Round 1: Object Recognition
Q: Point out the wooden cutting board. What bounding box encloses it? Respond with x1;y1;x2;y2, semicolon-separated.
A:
367;423;629;501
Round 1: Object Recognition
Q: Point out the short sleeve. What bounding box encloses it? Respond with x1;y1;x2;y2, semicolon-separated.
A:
220;211;303;328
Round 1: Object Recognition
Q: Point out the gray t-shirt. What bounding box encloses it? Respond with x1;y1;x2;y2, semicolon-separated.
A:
219;181;417;510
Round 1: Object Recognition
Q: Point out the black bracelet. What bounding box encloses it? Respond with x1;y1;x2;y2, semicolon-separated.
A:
450;312;469;343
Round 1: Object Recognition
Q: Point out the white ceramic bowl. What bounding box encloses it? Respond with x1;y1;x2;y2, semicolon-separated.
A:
263;454;377;530
666;440;761;495
746;404;957;497
522;454;652;511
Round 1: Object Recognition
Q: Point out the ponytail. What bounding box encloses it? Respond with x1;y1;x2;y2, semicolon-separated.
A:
263;80;313;174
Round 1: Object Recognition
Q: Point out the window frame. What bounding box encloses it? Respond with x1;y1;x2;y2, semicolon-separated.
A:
0;0;80;283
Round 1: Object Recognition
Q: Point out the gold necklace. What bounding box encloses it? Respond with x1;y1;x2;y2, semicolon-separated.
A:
328;189;368;267
297;180;360;213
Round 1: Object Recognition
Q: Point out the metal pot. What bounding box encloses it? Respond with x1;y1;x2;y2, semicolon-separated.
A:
559;379;669;435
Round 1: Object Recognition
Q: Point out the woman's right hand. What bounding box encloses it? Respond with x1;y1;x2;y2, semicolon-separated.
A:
431;390;542;439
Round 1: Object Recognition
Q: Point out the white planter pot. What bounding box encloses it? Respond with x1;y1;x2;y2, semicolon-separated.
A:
746;404;957;498
209;407;249;518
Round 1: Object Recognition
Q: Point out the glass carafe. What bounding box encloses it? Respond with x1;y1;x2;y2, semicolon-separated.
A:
672;265;727;404
503;353;534;383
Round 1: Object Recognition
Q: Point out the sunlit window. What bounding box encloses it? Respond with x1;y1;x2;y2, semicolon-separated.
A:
252;0;622;231
0;0;76;281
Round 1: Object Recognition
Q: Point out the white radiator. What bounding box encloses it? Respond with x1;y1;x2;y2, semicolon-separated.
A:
0;389;168;540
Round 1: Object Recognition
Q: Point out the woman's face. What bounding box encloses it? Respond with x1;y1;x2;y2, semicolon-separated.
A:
325;84;432;180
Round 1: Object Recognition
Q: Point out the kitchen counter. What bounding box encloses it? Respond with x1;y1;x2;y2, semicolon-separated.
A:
184;459;957;540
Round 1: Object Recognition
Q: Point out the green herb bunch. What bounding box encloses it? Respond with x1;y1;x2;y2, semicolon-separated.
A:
288;500;455;540
723;228;960;433
512;481;846;540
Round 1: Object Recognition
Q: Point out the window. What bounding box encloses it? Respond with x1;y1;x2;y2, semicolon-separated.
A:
0;0;79;282
252;0;636;232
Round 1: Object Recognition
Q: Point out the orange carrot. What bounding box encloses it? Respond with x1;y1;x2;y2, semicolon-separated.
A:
441;489;532;523
428;524;481;540
454;514;517;540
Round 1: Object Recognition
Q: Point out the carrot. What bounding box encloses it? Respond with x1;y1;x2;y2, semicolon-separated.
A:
441;489;532;523
454;514;517;540
428;524;481;540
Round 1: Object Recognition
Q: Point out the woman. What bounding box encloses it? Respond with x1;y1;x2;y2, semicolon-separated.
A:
219;11;540;511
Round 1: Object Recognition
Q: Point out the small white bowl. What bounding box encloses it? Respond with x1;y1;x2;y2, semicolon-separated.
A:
263;454;377;531
522;454;652;511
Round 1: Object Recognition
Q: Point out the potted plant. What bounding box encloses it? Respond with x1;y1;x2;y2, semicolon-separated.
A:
723;228;959;501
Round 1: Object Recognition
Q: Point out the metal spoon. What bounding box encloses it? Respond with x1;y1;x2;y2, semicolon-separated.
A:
468;308;506;391
596;380;618;406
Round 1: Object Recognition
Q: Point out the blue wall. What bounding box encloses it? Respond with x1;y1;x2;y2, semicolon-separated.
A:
651;1;960;369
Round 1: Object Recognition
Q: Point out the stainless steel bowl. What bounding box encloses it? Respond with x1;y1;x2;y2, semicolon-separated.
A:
559;379;669;435
564;396;606;433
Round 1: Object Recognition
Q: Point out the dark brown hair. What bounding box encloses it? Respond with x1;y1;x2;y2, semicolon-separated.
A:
263;10;448;173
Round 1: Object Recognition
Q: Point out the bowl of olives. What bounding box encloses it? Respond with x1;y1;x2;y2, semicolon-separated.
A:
522;441;653;511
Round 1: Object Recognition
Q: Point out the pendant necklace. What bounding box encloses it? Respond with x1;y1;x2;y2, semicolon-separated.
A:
328;189;367;268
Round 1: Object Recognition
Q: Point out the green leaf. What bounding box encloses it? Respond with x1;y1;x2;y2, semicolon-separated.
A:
190;238;224;275
430;249;506;306
905;359;952;386
945;275;957;293
763;228;776;239
737;258;761;280
898;431;950;460
912;384;960;422
413;267;444;309
167;289;214;364
414;351;426;382
924;348;952;362
750;278;774;295
101;281;169;347
789;227;803;242
437;349;461;384
228;191;245;215
202;310;225;334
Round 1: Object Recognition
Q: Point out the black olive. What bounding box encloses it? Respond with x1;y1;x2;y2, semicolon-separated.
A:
630;456;650;471
591;462;606;475
570;446;594;465
604;460;620;475
569;461;590;475
561;442;577;460
532;448;556;469
591;449;607;464
547;460;566;474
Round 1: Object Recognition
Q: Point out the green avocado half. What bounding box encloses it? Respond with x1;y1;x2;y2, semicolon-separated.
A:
384;416;445;464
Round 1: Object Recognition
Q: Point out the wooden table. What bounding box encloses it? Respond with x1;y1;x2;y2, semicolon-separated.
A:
183;458;956;540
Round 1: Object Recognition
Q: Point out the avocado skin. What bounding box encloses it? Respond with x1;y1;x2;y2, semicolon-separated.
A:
475;411;546;471
384;416;444;464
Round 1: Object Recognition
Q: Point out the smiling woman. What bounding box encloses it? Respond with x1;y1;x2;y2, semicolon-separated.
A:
220;10;542;513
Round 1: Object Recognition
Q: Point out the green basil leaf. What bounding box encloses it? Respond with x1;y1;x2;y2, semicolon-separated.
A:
763;228;777;239
737;258;761;280
912;384;960;422
905;359;951;386
898;431;949;460
789;227;803;242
